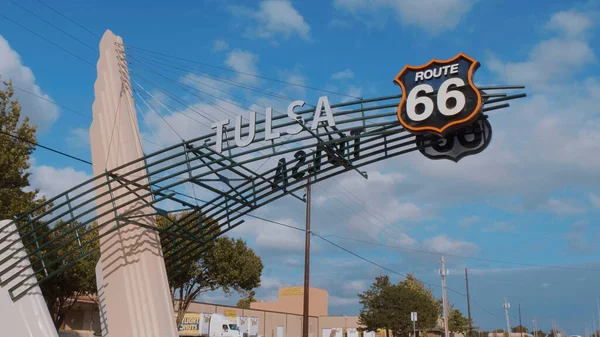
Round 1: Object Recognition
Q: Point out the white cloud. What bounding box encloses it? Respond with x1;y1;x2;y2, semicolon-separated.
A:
260;276;285;289
482;222;516;233
487;38;595;89
29;164;92;199
343;280;367;293
228;1;311;42
590;193;600;209
329;295;357;306
328;19;352;29
546;10;593;37
488;11;596;90
565;220;597;254
283;257;301;266
225;49;260;84
331;69;355;80
212;40;229;52
333;0;475;34
458;215;479;228
422;234;480;255
543;198;586;215
66;128;90;148
0;35;59;133
232;216;306;253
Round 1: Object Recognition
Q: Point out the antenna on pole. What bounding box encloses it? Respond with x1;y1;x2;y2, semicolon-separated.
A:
503;298;511;337
438;257;449;337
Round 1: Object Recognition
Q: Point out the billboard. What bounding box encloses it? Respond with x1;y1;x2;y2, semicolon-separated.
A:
177;313;201;335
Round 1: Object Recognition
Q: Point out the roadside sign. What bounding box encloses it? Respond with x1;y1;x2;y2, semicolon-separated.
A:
411;312;418;322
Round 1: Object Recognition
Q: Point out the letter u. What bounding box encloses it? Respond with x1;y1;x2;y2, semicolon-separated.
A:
433;67;442;78
234;111;256;147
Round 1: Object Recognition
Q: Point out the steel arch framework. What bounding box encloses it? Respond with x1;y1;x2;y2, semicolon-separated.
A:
0;88;525;301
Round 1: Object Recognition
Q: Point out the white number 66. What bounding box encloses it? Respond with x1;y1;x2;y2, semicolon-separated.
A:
406;78;466;122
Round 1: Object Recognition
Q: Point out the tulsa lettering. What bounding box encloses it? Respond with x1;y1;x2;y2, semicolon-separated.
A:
211;96;337;153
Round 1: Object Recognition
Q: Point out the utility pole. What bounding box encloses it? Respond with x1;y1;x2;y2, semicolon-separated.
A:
302;173;312;337
465;268;473;337
597;297;600;336
518;304;523;337
532;317;537;337
438;257;449;337
503;298;511;337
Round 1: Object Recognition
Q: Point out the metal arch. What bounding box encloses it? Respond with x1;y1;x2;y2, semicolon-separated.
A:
0;88;526;301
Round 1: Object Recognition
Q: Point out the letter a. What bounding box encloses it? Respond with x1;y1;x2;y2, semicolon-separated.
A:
311;96;336;130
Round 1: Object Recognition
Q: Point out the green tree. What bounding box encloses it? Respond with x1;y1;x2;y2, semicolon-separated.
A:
0;80;100;331
40;221;100;330
358;275;395;337
512;326;529;333
0;80;46;221
448;309;471;336
532;330;546;337
237;290;257;308
358;274;442;337
157;212;263;327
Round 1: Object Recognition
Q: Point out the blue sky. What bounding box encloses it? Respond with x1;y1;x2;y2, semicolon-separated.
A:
1;0;600;334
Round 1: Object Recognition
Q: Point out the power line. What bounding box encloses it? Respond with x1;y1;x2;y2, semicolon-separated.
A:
8;0;98;52
125;46;361;99
1;80;163;148
24;0;357;99
35;0;100;38
323;234;600;273
0;13;94;67
2;81;91;119
0;130;92;165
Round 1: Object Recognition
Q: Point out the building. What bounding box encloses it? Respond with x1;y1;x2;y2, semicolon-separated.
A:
250;286;329;316
59;286;454;337
60;286;365;337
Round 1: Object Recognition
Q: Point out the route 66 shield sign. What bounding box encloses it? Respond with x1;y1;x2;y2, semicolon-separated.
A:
394;53;483;137
415;116;492;162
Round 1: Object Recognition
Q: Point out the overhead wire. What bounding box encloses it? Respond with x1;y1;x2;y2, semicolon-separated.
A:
0;13;94;66
8;0;98;53
0;130;92;165
322;234;600;273
124;45;361;99
129;57;269;117
35;0;101;38
1;81;90;119
127;53;300;105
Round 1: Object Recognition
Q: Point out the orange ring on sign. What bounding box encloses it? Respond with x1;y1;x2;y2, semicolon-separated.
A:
393;52;482;135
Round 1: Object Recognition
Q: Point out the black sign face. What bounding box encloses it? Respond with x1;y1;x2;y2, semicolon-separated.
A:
415;116;492;163
394;53;483;136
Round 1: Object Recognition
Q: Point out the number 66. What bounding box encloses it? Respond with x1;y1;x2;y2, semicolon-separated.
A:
406;78;466;122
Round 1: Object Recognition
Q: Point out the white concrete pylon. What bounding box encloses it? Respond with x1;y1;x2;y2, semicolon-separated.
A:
0;220;58;337
89;30;178;337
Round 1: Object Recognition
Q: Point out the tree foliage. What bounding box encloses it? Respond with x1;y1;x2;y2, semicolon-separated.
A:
40;221;100;330
237;290;257;308
512;326;529;333
157;211;263;327
0;81;100;331
448;309;472;335
358;274;442;337
0;80;46;220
